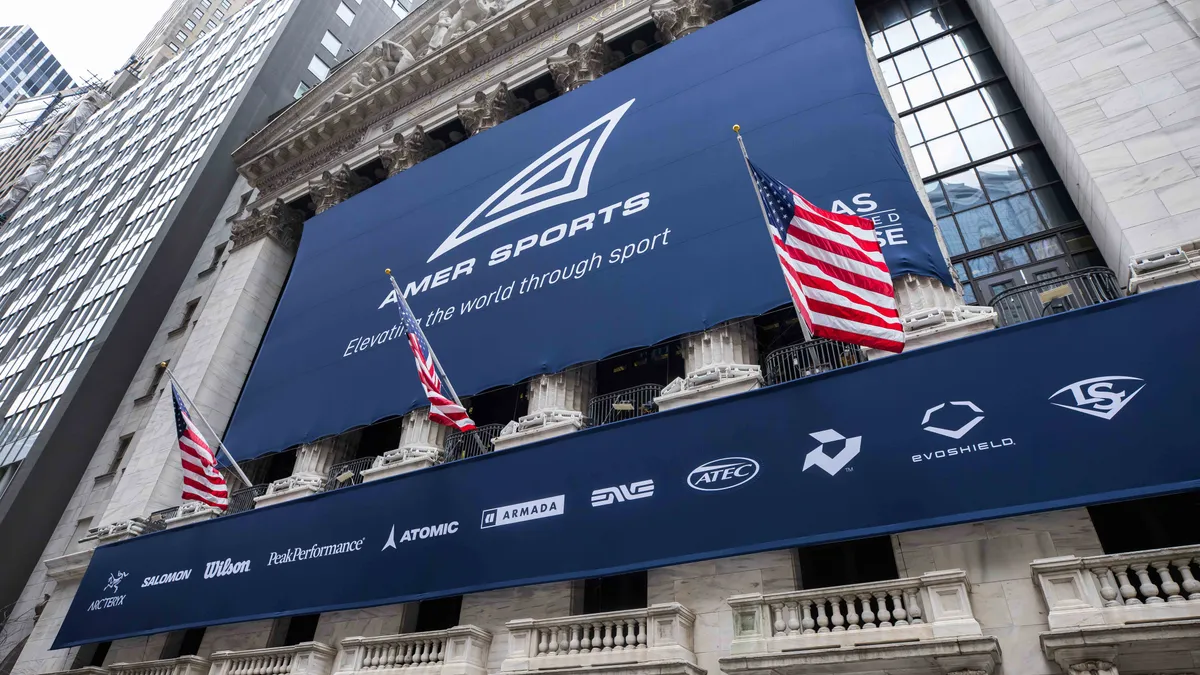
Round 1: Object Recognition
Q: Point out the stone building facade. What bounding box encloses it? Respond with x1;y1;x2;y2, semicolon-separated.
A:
3;1;1200;675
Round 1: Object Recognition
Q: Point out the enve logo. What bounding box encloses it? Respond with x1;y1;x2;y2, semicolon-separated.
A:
687;458;759;491
427;99;636;262
591;479;655;506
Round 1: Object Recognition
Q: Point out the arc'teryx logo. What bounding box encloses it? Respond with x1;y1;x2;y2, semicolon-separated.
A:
591;480;654;507
428;99;636;262
104;571;128;593
803;429;861;475
1049;376;1145;420
922;401;985;439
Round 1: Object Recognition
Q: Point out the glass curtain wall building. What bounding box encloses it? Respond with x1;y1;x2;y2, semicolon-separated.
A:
0;27;75;115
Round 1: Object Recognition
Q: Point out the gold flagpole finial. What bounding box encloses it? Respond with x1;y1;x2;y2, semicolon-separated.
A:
158;361;168;368
384;268;392;275
732;124;740;133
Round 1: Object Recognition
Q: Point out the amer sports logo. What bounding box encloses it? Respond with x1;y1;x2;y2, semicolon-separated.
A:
481;495;565;529
428;99;636;263
591;479;655;507
1049;376;1145;420
803;429;860;476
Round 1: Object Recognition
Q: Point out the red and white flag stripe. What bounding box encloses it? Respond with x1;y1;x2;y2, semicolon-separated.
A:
172;384;229;510
409;335;476;432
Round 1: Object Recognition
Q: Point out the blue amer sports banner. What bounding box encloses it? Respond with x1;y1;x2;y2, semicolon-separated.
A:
222;0;954;458
55;282;1200;647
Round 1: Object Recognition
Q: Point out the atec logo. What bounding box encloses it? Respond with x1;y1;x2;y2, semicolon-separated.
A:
921;401;985;439
428;99;635;263
204;558;251;579
103;571;128;593
803;430;860;476
591;480;654;507
1049;376;1145;420
481;495;564;529
687;458;759;491
382;522;459;549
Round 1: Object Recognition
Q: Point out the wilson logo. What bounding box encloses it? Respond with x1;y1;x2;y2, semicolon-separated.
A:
204;558;251;579
687;458;759;491
591;480;655;507
428;99;636;262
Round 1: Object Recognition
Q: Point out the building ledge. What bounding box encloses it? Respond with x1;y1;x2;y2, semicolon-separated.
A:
720;636;1000;675
43;549;95;582
337;625;491;675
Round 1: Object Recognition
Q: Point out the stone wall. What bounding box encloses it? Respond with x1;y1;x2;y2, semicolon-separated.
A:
459;582;575;673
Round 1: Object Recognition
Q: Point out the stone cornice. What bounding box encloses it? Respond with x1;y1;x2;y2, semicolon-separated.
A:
235;0;653;199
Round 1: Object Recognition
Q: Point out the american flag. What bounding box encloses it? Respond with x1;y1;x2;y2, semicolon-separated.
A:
389;279;477;432
749;162;905;353
172;383;229;510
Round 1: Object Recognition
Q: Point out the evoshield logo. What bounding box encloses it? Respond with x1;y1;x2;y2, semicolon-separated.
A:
428;99;636;263
480;495;564;529
1049;376;1145;420
687;458;759;491
591;480;654;506
922;401;985;439
803;429;860;475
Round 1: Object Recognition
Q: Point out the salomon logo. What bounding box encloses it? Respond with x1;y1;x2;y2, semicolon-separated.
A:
204;558;251;579
428;99;636;262
687;458;759;491
591;480;654;507
1049;376;1145;420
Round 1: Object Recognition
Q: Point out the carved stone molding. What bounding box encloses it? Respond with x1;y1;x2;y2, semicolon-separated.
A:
458;82;528;136
1068;662;1118;675
253;131;367;196
547;33;617;93
380;125;446;177
309;163;373;214
651;0;729;43
229;199;306;252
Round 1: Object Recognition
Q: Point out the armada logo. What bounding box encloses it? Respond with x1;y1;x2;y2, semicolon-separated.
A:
427;99;636;262
591;480;654;507
142;569;192;587
204;558;251;579
1049;376;1145;420
481;495;564;529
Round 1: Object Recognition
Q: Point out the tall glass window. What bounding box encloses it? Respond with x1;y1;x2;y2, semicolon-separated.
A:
859;0;1104;304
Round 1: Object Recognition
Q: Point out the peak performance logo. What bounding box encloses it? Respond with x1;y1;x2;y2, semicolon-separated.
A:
428;99;636;263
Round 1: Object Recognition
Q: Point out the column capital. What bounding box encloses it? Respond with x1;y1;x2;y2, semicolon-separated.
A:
865;273;995;357
548;33;617;94
656;321;763;411
380;125;445;177
494;367;596;450
458;82;527;137
230;198;306;252
651;0;729;43
309;163;372;214
361;407;446;481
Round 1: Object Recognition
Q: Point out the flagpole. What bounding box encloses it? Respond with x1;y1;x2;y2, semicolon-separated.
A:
732;124;813;342
160;363;253;488
385;270;465;408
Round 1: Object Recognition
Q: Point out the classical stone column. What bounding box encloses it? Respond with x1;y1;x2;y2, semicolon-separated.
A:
458;83;527;136
547;33;616;94
379;126;445;177
650;0;729;43
361;407;447;481
98;188;306;526
493;366;596;450
256;432;359;507
655;320;762;411
877;274;996;356
309;164;372;214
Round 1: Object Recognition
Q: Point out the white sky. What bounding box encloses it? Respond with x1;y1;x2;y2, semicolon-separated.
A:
0;0;175;82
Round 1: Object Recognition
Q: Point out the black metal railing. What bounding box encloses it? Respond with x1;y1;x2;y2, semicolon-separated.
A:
764;339;867;385
988;267;1121;327
326;456;376;491
587;384;663;428
226;484;267;515
445;423;504;462
143;506;180;533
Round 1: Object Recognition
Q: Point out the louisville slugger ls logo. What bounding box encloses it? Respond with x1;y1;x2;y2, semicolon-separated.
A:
591;479;655;507
803;429;861;476
427;99;636;262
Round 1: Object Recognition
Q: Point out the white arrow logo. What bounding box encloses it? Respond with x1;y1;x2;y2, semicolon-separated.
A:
427;99;635;262
382;525;397;551
803;429;861;476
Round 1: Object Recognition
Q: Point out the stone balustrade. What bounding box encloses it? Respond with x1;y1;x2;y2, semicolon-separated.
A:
1032;546;1200;632
335;625;491;675
502;603;700;675
108;656;210;675
209;642;336;675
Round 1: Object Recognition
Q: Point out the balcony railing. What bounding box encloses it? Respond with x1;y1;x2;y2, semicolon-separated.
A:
502;603;697;673
988;267;1121;327
726;570;985;655
335;625;491;675
586;384;662;427
210;642;336;675
763;339;866;385
108;656;210;675
228;484;268;515
326;457;376;491
1032;545;1200;632
445;423;504;462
